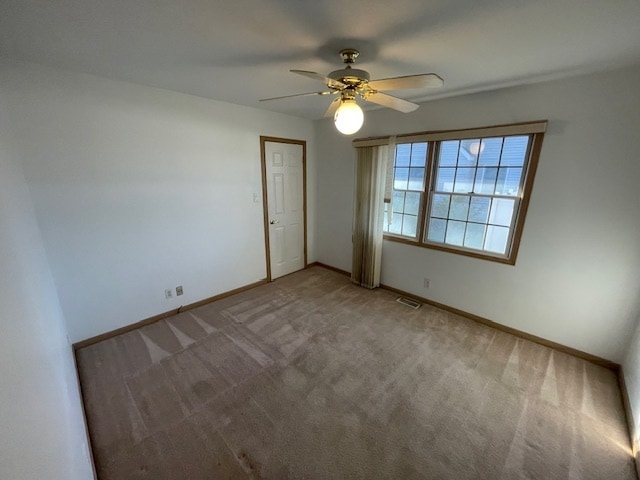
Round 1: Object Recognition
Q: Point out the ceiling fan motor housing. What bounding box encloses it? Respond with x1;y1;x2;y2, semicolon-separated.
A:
328;68;370;87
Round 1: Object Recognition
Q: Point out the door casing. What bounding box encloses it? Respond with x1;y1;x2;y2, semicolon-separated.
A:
260;136;307;281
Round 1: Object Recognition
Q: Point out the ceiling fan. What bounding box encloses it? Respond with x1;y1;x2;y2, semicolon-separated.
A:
260;48;443;135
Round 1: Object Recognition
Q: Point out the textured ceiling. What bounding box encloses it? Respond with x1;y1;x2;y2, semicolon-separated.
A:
2;0;640;119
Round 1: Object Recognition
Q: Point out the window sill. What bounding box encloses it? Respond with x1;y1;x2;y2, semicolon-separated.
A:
383;234;516;265
382;233;420;245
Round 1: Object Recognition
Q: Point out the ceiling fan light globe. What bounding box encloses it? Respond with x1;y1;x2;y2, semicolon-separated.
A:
334;100;364;135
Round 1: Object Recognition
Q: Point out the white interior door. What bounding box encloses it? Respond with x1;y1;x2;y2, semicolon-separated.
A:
264;140;305;279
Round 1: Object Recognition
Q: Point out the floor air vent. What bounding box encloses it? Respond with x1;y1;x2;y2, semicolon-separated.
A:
396;296;421;310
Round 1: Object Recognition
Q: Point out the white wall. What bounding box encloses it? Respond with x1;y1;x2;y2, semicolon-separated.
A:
0;75;93;479
316;64;640;363
2;61;316;342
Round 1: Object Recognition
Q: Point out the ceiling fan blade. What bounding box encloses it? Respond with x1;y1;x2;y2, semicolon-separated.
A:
323;98;341;118
260;91;333;102
290;70;346;89
365;92;419;113
368;73;444;91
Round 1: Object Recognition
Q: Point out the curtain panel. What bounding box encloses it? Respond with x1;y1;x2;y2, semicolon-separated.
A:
351;144;390;289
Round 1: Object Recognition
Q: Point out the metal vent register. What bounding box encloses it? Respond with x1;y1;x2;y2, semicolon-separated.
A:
395;296;422;310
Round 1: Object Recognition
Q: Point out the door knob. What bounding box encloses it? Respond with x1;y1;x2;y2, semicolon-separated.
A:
270;220;279;224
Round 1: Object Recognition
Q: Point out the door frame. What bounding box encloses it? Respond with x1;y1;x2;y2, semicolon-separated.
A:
260;136;308;281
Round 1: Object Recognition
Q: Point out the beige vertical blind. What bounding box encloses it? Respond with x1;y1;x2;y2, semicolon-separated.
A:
352;144;390;289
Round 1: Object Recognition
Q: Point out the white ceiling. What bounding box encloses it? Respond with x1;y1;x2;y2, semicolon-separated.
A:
2;0;640;119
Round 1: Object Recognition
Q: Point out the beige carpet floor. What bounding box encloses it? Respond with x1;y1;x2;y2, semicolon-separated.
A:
76;266;637;479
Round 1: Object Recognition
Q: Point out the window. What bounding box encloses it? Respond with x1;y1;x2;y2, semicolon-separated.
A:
384;142;428;238
380;122;546;264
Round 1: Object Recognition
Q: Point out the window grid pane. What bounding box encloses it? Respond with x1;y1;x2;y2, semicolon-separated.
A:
410;143;428;167
402;214;419;237
392;191;406;214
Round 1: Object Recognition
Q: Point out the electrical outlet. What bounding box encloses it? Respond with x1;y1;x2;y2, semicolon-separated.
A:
176;285;184;296
165;289;173;299
424;278;431;289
